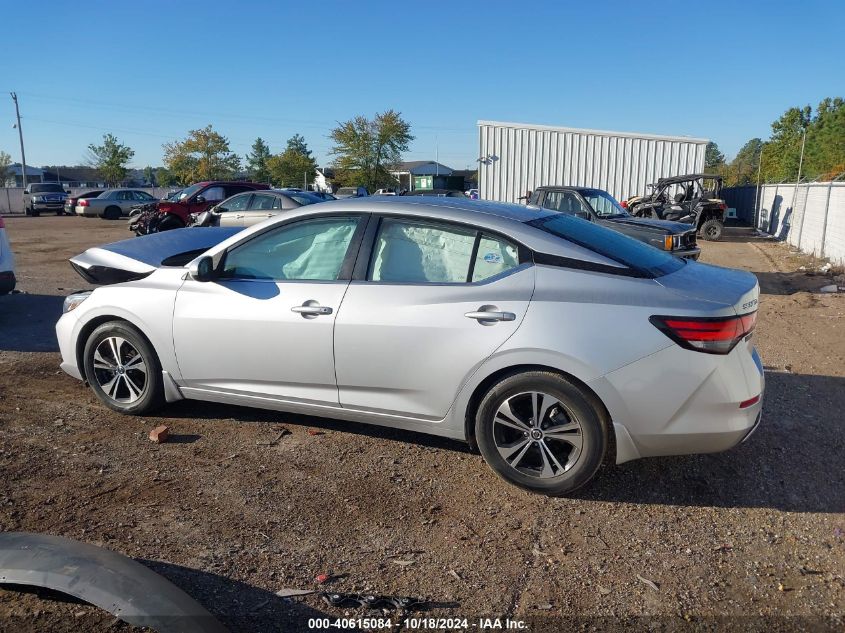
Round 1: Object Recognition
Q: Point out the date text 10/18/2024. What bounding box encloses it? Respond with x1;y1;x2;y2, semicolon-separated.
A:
307;617;529;630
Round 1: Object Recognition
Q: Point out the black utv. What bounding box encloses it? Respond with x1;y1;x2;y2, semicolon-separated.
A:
624;174;727;241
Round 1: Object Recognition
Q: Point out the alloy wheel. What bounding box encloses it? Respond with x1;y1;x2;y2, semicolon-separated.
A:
92;336;147;404
492;391;583;478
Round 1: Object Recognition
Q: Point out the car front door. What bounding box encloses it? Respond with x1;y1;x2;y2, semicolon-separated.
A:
213;193;253;227
172;214;366;405
241;193;286;226
333;216;534;419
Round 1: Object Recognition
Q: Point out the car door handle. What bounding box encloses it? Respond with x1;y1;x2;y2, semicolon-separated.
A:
465;310;516;322
291;304;333;315
235;214;244;219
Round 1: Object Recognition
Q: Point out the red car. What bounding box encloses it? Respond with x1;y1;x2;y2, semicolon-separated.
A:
155;181;270;229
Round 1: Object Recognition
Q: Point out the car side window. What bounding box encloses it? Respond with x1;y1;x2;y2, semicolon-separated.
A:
117;191;133;201
218;193;251;212
542;191;589;217
221;216;361;281
201;186;225;202
369;218;476;283
225;185;252;198
248;194;279;211
472;234;520;282
134;191;155;201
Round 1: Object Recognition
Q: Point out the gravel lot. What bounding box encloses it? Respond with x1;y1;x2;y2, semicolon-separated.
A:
0;216;843;632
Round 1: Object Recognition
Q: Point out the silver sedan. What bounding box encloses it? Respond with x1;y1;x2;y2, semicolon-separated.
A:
57;197;763;495
76;189;158;219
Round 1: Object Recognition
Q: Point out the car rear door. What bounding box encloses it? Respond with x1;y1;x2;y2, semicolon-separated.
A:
241;193;289;226
333;215;534;419
214;193;252;227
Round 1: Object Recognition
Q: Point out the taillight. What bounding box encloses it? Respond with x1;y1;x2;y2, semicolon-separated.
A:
650;312;757;355
79;199;89;207
620;200;628;208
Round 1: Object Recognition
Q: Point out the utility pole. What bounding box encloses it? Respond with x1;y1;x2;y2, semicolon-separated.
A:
10;92;28;189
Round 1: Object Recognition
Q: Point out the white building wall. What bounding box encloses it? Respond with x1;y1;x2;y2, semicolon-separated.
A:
478;120;708;204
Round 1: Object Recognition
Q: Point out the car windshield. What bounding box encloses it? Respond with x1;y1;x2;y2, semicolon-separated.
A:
527;214;685;278
580;189;628;218
32;184;65;193
178;184;204;200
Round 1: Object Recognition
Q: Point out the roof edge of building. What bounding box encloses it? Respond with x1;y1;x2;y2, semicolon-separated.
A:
476;120;709;145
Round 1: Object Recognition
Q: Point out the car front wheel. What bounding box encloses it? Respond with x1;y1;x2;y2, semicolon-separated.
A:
83;321;165;415
475;371;608;496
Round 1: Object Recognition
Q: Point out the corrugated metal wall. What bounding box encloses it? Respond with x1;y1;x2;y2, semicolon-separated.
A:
478;121;707;204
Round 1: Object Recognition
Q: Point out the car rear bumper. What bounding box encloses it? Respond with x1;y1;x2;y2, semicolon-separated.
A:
76;206;100;216
590;341;764;463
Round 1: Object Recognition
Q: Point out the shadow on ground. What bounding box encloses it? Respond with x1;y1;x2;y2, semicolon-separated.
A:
754;271;841;296
0;293;62;352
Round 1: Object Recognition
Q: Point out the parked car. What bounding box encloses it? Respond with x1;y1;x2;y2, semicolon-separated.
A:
374;188;397;195
76;189;158;219
308;191;337;201
64;190;105;215
625;174;727;241
154;181;270;230
58;197;763;496
335;186;368;199
23;183;70;216
527;186;700;260
194;189;326;228
0;216;15;294
466;188;479;199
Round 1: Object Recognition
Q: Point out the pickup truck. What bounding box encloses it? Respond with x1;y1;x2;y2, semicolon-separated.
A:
527;186;700;260
24;183;71;216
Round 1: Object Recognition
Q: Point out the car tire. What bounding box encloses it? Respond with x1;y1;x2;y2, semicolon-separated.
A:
103;206;122;220
700;218;723;241
157;214;185;231
83;321;165;415
475;371;608;496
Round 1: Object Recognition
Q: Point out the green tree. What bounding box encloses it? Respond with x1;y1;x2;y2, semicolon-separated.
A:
143;165;156;186
86;134;135;185
805;97;845;180
266;134;318;187
155;167;179;187
329;110;414;192
162;125;240;183
762;106;811;182
0;150;11;186
705;141;725;169
285;133;312;158
719;138;763;186
245;137;272;183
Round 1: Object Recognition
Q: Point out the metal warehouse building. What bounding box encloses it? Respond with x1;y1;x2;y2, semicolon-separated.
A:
478;120;708;204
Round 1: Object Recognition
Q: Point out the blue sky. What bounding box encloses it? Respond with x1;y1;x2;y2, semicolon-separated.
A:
1;0;843;170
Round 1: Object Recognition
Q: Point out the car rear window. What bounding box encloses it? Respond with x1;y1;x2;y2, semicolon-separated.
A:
526;214;684;278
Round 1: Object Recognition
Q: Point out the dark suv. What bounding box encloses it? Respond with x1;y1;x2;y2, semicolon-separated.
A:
527;186;700;260
154;181;270;229
23;183;70;216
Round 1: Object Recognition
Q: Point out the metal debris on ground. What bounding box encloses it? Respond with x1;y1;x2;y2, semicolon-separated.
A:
148;425;169;444
275;588;315;598
636;574;660;591
256;428;290;446
307;429;325;436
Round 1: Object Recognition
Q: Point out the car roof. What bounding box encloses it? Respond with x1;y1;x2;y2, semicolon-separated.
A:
655;173;722;186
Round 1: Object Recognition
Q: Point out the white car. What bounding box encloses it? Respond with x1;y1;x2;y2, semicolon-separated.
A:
56;197;764;495
0;217;16;294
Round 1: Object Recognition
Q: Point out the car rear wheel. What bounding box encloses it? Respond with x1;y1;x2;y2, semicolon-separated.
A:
700;217;723;241
83;321;165;415
102;206;122;220
475;371;608;495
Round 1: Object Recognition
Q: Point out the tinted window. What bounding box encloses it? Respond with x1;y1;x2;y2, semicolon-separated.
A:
527;214;684;278
542;191;589;216
32;183;65;193
580;189;627;217
472;235;520;282
201;186;226;202
222;216;360;281
370;219;475;283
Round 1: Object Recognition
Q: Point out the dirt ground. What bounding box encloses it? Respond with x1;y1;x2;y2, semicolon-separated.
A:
0;216;843;633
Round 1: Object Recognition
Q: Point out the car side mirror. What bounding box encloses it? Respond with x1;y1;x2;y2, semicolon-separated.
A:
575;211;591;220
195;195;206;204
188;256;216;282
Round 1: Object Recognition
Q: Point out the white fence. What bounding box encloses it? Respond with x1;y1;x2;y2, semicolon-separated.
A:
0;187;172;215
757;181;845;266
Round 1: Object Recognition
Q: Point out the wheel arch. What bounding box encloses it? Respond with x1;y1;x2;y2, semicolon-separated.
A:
75;314;156;380
462;363;614;463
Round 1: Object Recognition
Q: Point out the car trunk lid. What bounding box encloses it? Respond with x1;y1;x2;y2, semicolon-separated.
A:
656;260;759;315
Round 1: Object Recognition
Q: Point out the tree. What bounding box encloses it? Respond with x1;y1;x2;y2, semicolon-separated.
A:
156;167;179;187
719;138;763;186
285;134;312;158
86;134;134;185
143;166;156;186
762;105;811;182
705;141;725;169
266;134;318;188
245;137;272;183
329;110;414;192
162;125;240;183
0;151;11;186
